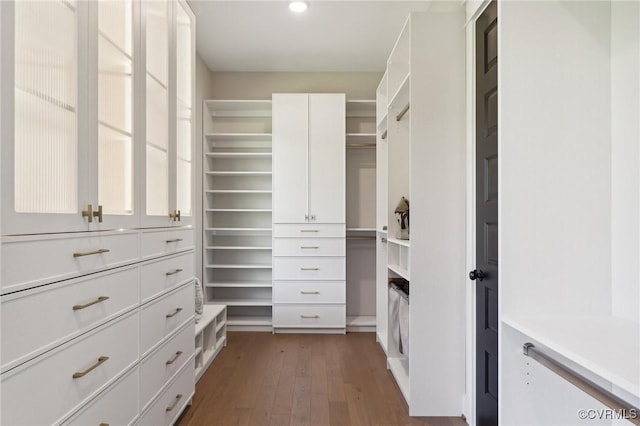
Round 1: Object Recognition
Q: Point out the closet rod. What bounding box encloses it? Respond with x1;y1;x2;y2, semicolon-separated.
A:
523;343;640;425
381;130;388;140
347;143;376;148
346;236;376;240
396;104;410;122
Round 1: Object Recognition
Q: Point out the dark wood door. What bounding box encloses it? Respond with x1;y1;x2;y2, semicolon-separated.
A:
473;2;499;425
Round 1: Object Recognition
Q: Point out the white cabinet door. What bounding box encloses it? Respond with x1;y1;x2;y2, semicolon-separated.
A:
1;1;90;235
273;94;309;224
308;94;345;223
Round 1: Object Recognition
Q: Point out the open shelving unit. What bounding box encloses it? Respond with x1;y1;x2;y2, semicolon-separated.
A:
345;100;377;332
203;100;273;331
195;305;227;382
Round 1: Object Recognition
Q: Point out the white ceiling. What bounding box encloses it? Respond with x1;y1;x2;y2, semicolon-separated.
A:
188;1;432;72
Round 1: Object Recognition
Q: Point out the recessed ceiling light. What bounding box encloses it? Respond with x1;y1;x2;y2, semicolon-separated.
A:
289;1;308;13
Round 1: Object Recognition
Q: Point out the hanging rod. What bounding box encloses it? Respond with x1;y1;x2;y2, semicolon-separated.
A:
396;104;410;122
346;236;376;240
347;143;376;149
381;130;388;140
523;343;640;425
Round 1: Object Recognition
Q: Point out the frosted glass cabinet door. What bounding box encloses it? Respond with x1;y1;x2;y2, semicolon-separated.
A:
1;1;89;235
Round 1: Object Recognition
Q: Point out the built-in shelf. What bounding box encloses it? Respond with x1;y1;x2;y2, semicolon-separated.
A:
388;264;410;280
205;133;272;142
226;316;272;327
205;246;271;251
195;304;227;382
387;357;410;403
210;298;272;307
206;264;272;269
206;152;272;158
206;281;273;288
387;238;410;248
205;190;272;194
346;133;377;146
388;74;410;119
346;100;376;117
502;315;640;397
347;315;376;327
205;171;272;176
206;209;272;213
205;100;272;117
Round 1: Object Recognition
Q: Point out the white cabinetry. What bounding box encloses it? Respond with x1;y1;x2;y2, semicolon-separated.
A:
0;1;196;424
376;9;466;416
194;304;227;382
272;94;346;332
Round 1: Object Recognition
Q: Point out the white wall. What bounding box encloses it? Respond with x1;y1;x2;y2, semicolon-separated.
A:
611;0;640;324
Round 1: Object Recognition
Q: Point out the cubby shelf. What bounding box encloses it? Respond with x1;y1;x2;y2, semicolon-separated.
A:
194;305;227;382
205;152;272;158
205;133;271;142
206;281;273;288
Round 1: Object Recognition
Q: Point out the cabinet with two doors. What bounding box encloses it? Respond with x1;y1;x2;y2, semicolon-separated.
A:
0;0;197;424
272;94;347;332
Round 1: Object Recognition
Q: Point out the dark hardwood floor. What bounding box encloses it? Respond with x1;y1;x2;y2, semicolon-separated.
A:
176;332;467;426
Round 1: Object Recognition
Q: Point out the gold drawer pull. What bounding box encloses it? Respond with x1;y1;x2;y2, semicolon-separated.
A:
300;291;320;295
300;246;319;249
166;351;183;365
166;238;184;243
300;267;319;271
166;394;183;412
73;248;110;258
301;230;319;233
166;268;183;276
166;307;183;318
300;315;320;319
73;356;109;379
99;423;109;426
73;296;110;311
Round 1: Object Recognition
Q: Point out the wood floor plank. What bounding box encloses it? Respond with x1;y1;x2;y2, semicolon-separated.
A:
328;401;350;426
290;376;312;425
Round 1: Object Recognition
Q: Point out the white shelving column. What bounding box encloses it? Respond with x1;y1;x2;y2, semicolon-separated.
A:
203;100;273;331
346;100;377;332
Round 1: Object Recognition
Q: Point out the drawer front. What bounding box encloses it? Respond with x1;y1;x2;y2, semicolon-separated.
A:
2;231;139;294
1;266;139;372
63;367;139;426
273;224;345;238
140;283;194;356
140;320;195;410
138;358;195;426
141;228;194;260
0;312;139;426
273;304;345;328
273;281;345;304
273;257;346;281
141;252;194;303
273;238;345;257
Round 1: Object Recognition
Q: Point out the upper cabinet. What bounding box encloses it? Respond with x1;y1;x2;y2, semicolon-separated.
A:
272;93;346;224
1;0;195;235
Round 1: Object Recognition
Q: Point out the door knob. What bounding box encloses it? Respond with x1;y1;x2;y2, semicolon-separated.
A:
469;269;485;281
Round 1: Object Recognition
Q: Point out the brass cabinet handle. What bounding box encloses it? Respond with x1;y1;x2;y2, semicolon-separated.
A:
300;291;320;295
166;394;183;412
166;238;184;243
81;204;94;223
93;205;103;223
166;307;183;318
305;214;309;221
169;210;181;222
300;315;319;319
166;269;183;276
383;225;388;231
166;351;183;366
73;296;110;311
99;423;109;426
73;248;110;258
301;230;319;233
300;267;319;271
72;356;109;379
300;246;319;249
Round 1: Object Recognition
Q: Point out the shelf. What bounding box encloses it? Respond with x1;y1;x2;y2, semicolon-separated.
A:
388;357;410;403
210;298;272;307
227;316;272;326
206;209;272;213
206;190;272;194
205;227;272;235
205;100;272;117
195;304;226;335
346;100;376;117
377;112;388;134
346;133;376;146
388;74;410;120
388;264;410;280
205;133;272;142
387;238;410;248
205;246;271;250
347;227;376;233
206;264;272;269
502;315;640;397
216;320;226;333
205;171;272;176
195;347;203;357
206;281;273;288
347;315;376;327
206;152;272;158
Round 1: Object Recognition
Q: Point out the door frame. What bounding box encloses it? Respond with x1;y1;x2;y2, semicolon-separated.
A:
464;1;499;424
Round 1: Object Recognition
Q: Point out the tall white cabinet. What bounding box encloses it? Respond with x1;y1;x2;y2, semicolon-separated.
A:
1;1;197;424
272;93;347;332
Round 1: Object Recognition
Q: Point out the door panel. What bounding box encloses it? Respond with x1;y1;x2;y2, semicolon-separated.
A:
308;94;345;224
272;94;309;224
475;2;499;425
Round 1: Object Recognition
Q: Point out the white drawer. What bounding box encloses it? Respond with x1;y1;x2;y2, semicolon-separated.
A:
1;231;139;294
273;224;345;238
138;358;195;426
140;283;194;357
141;252;194;303
63;366;139;426
273;281;345;304
273;304;346;328
0;311;139;426
273;238;345;257
141;228;194;260
140;320;195;411
273;257;346;281
1;265;139;372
